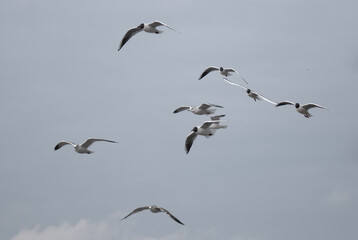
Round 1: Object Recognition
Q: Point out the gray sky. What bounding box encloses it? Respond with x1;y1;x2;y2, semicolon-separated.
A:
1;0;358;239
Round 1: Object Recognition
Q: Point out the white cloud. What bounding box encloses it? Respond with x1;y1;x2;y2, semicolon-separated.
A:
11;217;189;240
11;219;115;240
11;218;261;240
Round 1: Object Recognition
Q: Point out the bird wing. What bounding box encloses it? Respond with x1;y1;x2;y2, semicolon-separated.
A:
148;21;179;33
198;103;222;110
201;120;220;129
121;206;150;220
118;26;143;51
185;131;198;154
275;101;295;107
173;106;191;113
210;114;226;120
225;68;237;73
255;92;277;105
199;66;219;80
54;141;76;151
160;207;184;225
301;103;327;110
223;77;247;90
81;138;117;148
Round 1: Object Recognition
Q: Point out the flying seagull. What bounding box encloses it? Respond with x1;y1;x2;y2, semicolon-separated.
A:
54;138;117;154
275;101;327;118
121;205;184;225
118;21;178;51
185;120;224;154
173;103;223;115
199;66;248;84
223;77;276;104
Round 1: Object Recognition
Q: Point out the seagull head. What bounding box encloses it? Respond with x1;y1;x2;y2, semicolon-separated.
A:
295;103;300;108
191;127;198;132
219;67;224;71
246;89;251;94
138;23;145;29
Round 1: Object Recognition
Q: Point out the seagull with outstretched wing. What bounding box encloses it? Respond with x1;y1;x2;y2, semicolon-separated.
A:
199;66;248;84
185;120;225;154
118;21;178;51
173;103;223;115
121;205;184;225
275;101;327;118
54;138;117;154
223;77;276;105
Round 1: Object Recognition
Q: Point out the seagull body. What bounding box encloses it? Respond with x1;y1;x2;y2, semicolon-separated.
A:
223;77;276;104
54;138;117;154
118;21;178;51
185;120;224;154
121;205;184;225
199;66;248;84
275;101;327;118
173;103;223;115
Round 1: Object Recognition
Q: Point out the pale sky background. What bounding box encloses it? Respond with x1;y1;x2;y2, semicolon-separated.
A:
1;0;358;240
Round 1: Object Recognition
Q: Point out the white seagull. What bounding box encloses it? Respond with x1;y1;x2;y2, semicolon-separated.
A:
118;21;178;51
54;138;117;154
275;101;327;118
173;103;223;115
121;205;184;225
199;66;248;84
185;120;224;154
223;77;277;104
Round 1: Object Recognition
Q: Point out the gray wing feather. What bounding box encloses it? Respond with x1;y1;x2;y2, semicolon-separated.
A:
185;132;198;154
118;26;142;51
275;101;295;107
121;206;150;220
149;21;179;33
173;106;191;113
160;208;184;225
54;141;75;151
256;93;277;105
210;115;226;120
201;121;220;129
302;103;327;110
81;138;117;148
199;66;219;80
223;77;247;90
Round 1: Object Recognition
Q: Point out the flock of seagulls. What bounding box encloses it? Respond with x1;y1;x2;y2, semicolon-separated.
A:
54;20;329;227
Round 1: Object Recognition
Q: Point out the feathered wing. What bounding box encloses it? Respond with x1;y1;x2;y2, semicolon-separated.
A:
301;103;327;110
54;141;76;151
121;206;150;220
160;208;184;225
118;26;143;51
185;132;197;154
210;115;226;120
226;68;237;73
201;120;220;129
223;77;247;90
173;106;191;113
256;93;277;105
81;138;117;148
149;21;179;33
275;101;295;107
199;66;219;80
198;103;222;110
